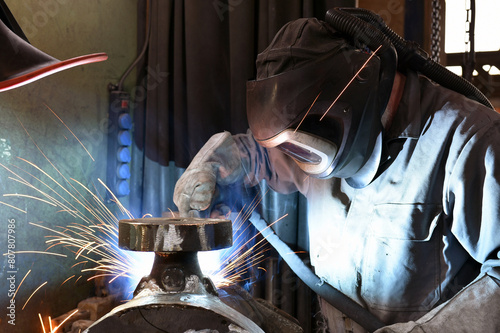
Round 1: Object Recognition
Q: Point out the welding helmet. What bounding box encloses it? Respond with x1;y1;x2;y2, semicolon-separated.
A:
247;17;396;187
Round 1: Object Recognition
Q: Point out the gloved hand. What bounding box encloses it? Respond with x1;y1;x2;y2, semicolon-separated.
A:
173;131;245;217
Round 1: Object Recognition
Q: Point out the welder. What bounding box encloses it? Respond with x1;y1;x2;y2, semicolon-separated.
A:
173;9;500;332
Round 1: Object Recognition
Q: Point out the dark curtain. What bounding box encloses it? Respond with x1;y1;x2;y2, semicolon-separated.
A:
133;0;346;168
129;1;352;330
130;0;347;218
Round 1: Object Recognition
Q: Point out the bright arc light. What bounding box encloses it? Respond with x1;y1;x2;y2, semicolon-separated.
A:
198;249;227;285
124;251;155;290
445;0;500;53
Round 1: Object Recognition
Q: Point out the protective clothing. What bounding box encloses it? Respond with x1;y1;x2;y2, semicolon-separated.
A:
173;69;500;331
173;132;247;217
245;70;500;331
246;18;393;187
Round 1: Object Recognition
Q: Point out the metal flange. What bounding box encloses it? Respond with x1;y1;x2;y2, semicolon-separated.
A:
119;217;232;252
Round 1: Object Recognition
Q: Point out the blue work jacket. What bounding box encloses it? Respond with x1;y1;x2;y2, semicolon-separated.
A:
235;70;500;328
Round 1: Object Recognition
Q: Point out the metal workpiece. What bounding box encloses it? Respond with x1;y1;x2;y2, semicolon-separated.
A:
85;292;264;333
119;217;232;297
133;251;218;297
86;216;303;332
119;217;233;252
85;216;266;333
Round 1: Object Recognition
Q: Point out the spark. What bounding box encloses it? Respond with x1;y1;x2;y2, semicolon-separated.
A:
320;45;383;121
75;242;97;259
11;270;31;301
0;200;27;213
4;250;67;257
71;261;88;268
14;116;78;195
3;193;58;206
53;309;80;332
23;281;47;310
39;313;46;333
44;103;95;161
87;273;112;282
213;214;287;285
61;275;76;286
109;271;128;284
38;310;79;333
97;178;133;219
294;91;322;133
2;154;147;320
2;160;95;224
2;156;140;286
28;202;141;284
32;216;139;282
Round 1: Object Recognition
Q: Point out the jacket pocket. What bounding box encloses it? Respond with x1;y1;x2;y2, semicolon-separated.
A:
361;203;442;312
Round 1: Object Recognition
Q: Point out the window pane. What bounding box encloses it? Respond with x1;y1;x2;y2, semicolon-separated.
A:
445;0;500;53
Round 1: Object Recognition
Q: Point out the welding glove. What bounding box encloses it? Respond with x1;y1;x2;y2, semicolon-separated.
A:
174;131;246;217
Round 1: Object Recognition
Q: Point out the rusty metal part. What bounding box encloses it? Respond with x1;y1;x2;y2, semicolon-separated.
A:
119;217;233;252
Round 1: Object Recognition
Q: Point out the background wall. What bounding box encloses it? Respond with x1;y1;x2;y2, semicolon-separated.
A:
0;1;138;332
358;0;405;37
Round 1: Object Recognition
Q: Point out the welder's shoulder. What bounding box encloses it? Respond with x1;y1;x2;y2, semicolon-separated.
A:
449;96;500;141
420;77;500;137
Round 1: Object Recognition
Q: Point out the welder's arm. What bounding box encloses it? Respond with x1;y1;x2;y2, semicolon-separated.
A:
173;130;305;216
374;273;500;332
173;131;247;216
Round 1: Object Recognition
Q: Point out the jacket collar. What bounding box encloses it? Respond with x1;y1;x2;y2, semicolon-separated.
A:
384;70;422;140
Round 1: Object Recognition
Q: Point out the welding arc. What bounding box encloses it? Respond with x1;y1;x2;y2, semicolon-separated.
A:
249;212;385;332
